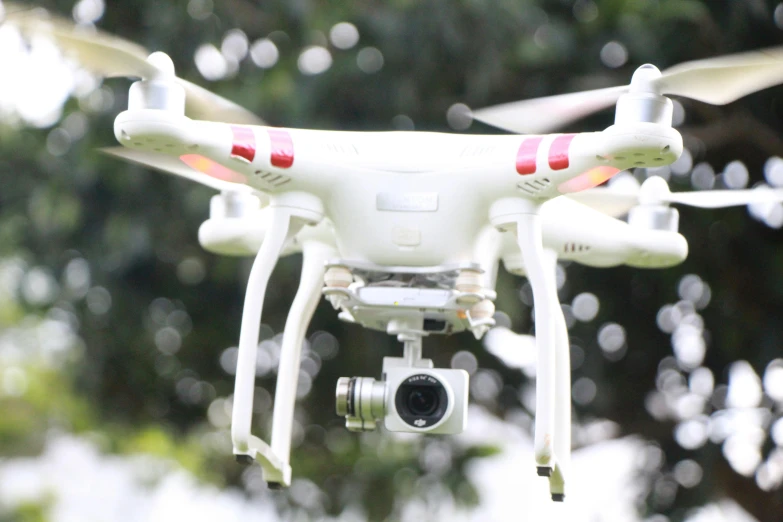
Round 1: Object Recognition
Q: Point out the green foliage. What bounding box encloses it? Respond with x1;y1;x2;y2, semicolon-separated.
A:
0;366;93;455
1;500;51;522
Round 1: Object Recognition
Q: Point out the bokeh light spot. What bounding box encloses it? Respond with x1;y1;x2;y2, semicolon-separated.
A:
298;46;333;75
329;22;360;50
600;41;628;68
356;47;384;74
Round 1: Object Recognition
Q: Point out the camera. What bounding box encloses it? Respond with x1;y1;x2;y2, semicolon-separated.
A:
336;360;468;435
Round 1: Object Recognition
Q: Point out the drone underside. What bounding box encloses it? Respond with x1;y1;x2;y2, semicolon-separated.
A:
323;260;497;337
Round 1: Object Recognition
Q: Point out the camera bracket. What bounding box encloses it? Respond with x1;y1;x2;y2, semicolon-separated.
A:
387;318;435;370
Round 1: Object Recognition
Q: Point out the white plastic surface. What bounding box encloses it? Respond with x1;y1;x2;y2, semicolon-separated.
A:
549;251;571;499
489;199;558;471
231;197;324;481
516;214;557;471
100;146;257;193
231;207;302;457
113;108;683;270
268;240;335;484
499;195;688;274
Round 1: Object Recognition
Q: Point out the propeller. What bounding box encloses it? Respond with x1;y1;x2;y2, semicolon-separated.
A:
636;176;783;209
564;174;641;218
568;175;783;217
4;4;264;125
100;147;260;195
472;46;783;134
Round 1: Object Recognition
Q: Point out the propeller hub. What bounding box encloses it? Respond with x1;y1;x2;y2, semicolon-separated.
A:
629;64;662;95
146;51;176;79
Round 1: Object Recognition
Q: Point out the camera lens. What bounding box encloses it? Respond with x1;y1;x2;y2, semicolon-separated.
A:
395;373;449;429
406;387;439;416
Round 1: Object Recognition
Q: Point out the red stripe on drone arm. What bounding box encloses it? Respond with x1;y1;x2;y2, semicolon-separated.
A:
516;137;543;175
180;154;248;183
557;166;620;194
268;129;294;169
548;134;576;170
230;126;256;163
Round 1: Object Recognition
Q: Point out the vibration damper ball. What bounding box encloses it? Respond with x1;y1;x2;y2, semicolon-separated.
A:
455;269;482;294
324;266;352;288
470;299;495;320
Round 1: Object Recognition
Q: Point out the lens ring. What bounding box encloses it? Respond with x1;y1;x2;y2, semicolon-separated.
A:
394;373;449;429
347;377;356;416
335;377;351;416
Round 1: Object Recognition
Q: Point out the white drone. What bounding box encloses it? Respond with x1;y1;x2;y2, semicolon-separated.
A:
10;9;783;502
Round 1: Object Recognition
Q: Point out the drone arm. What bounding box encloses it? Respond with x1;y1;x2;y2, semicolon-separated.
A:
498;197;688;272
114;111;337;199
482;124;683;207
268;240;334;485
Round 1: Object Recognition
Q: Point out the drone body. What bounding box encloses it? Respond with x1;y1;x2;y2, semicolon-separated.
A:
105;61;767;499
114;108;682;269
111;78;684;496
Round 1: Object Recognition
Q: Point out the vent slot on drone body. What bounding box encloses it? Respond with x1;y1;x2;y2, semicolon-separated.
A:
324;142;360;156
564;243;591;253
517;177;551;196
253;169;292;188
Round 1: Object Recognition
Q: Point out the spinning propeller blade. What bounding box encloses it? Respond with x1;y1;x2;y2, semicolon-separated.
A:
100;147;258;194
659;47;783;105
5;5;264;125
663;188;783;208
473;47;783;134
639;176;783;209
471;86;627;135
569;176;783;215
564;187;640;218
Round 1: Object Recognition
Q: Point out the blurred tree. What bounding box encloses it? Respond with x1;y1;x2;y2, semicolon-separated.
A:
1;0;783;521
